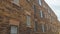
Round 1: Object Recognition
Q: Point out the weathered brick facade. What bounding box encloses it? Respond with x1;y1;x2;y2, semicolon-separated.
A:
0;0;59;34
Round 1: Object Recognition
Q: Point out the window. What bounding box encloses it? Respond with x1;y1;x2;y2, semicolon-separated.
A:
33;5;36;16
27;27;31;34
11;26;18;34
26;16;31;27
38;0;42;5
40;24;47;32
0;16;3;22
26;0;30;2
12;0;19;5
34;21;38;31
40;10;43;18
48;9;51;14
42;24;45;32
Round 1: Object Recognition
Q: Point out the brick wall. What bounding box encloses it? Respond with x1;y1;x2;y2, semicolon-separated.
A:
0;0;59;34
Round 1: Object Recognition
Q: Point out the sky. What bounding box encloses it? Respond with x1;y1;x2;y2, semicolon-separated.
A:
45;0;60;21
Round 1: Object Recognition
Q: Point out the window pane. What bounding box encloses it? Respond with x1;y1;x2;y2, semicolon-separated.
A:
42;24;45;32
26;0;30;2
34;21;38;31
11;26;17;34
28;0;30;1
33;5;36;15
38;0;41;5
27;16;31;27
13;0;19;5
40;10;43;18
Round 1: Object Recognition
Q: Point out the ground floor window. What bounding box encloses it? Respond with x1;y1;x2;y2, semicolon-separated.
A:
42;24;47;32
10;26;18;34
34;21;38;32
42;24;45;32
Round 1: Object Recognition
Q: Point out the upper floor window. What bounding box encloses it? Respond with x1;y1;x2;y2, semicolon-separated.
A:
12;0;19;5
38;0;42;5
11;26;18;34
40;10;43;18
33;5;36;14
26;16;31;27
33;5;36;16
48;9;51;14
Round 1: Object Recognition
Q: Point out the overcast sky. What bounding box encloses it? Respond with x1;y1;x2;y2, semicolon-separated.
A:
45;0;60;21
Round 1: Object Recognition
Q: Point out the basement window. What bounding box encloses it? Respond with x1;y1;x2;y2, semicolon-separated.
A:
10;26;18;34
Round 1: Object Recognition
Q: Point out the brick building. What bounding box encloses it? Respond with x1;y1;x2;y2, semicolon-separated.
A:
57;21;60;34
0;0;59;34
